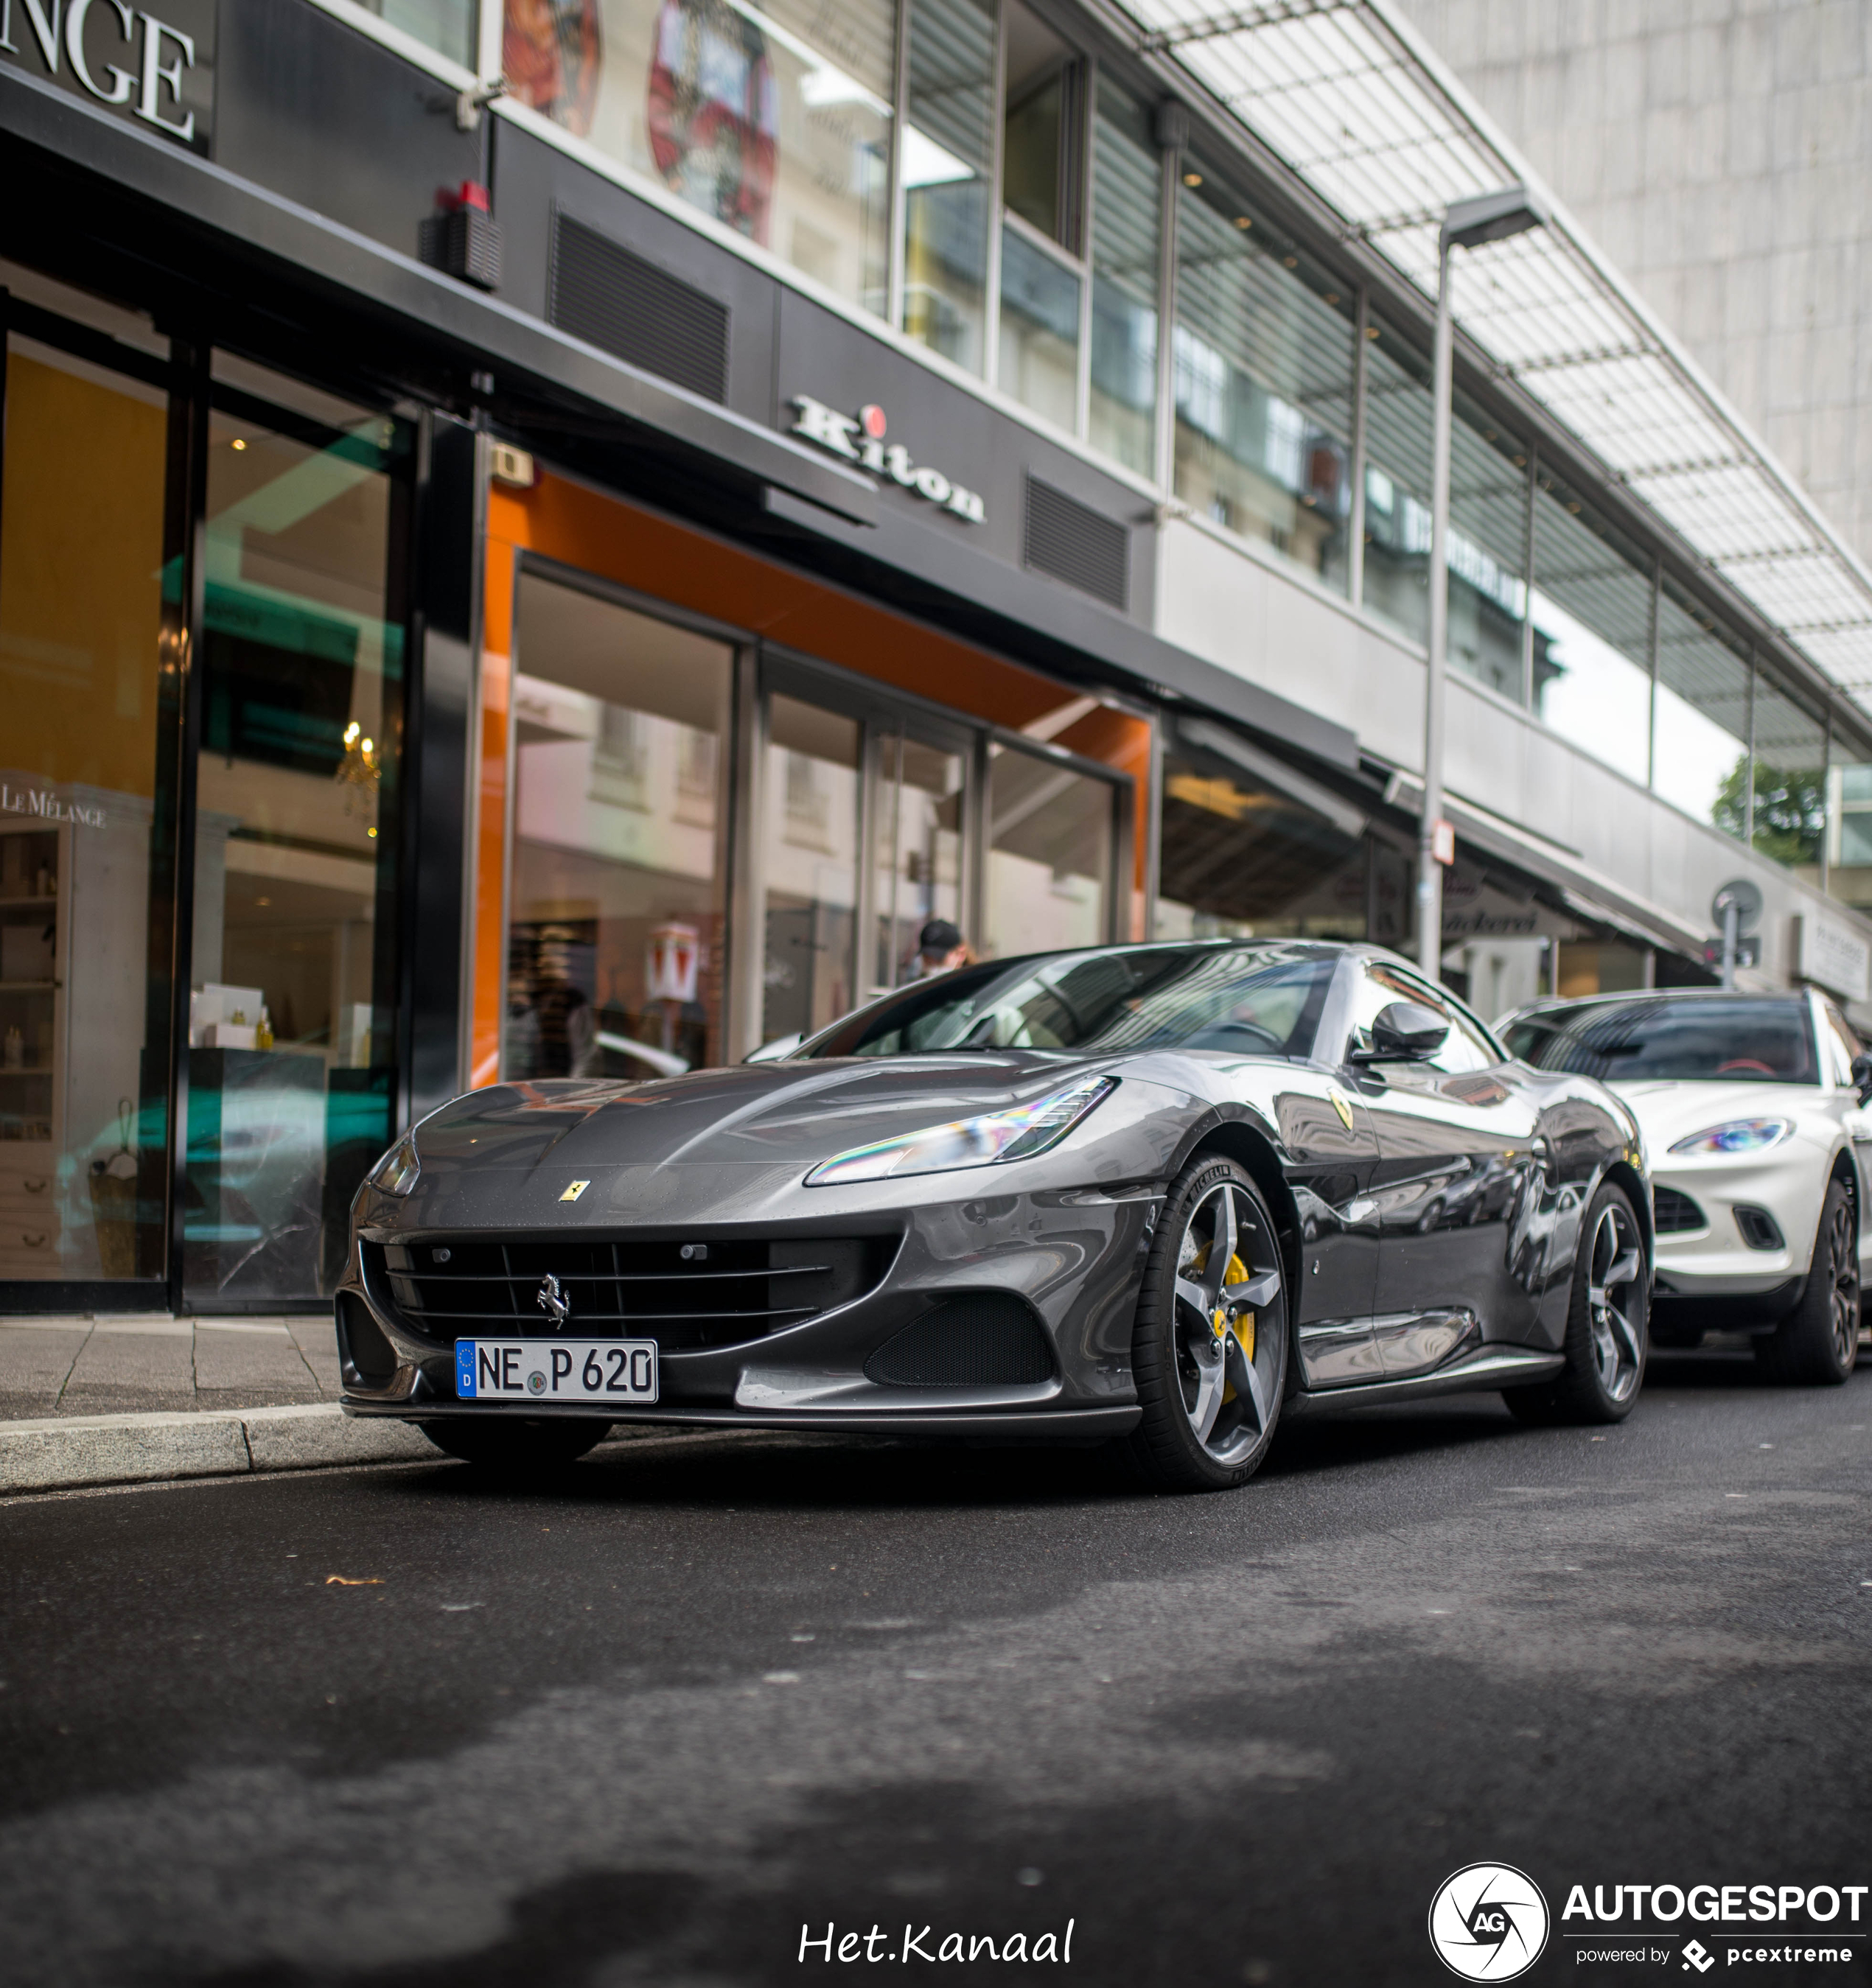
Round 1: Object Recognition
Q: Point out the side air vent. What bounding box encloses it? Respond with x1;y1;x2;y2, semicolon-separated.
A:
551;215;730;405
1653;1186;1708;1234
1024;475;1129;610
865;1295;1056;1388
336;1290;398;1385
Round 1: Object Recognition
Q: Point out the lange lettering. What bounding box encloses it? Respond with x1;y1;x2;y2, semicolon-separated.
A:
1;0;198;141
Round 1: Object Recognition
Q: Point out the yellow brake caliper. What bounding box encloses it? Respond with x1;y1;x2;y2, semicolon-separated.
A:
1190;1242;1256;1400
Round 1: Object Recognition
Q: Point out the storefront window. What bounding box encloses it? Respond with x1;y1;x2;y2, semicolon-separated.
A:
1088;79;1158;475
872;732;965;991
762;694;861;1040
1175;169;1354;592
903;0;996;371
0;289;170;1284
1444;410;1529;702
184;360;411;1303
1654;580;1750;834
1358;321;1433;638
505;0;893;313
1529;475;1654;786
505;576;733;1087
983;745;1112;957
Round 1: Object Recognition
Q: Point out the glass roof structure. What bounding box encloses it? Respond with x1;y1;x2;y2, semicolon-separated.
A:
1111;0;1872;718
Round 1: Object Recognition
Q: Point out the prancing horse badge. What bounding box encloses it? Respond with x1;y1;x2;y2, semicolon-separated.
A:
537;1273;571;1326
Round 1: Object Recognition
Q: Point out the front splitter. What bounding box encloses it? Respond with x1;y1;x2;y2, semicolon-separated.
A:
340;1399;1141;1442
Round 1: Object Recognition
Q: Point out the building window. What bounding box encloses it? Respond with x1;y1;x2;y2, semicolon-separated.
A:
902;0;996;371
505;0;894;314
1174;168;1355;590
983;743;1113;957
1089;77;1159;476
762;696;861;1040
1527;473;1654;786
1654;578;1751;835
357;0;478;69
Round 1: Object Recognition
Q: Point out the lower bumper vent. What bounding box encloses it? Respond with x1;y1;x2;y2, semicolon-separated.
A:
865;1296;1055;1388
1654;1186;1708;1233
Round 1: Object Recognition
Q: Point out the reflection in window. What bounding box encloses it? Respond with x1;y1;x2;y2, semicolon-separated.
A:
1735;679;1825;869
999;224;1080;430
983;746;1112;958
0;315;170;1282
1829;762;1872;907
763;696;860;1042
903;0;994;370
1153;749;1365;942
873;734;965;994
506;0;893;313
360;0;476;67
1089;80;1159;476
1443;410;1528;701
1654;579;1750;834
504;576;733;1089
187;362;410;1301
1529;475;1653;785
1174;172;1353;589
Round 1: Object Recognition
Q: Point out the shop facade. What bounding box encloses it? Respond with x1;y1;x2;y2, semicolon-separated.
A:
5;0;1871;1315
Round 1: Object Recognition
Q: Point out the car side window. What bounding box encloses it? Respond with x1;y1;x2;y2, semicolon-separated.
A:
1823;1004;1862;1088
1344;965;1501;1075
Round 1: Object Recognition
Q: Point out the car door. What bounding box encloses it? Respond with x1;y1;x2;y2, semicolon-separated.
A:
1342;962;1545;1371
1817;998;1872;1274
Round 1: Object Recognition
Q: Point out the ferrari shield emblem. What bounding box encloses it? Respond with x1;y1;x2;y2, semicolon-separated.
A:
1328;1088;1355;1133
560;1180;590;1202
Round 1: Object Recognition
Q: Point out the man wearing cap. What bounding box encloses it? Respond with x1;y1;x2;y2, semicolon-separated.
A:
912;918;970;977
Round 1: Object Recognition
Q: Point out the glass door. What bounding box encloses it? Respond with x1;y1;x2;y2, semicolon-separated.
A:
870;724;968;996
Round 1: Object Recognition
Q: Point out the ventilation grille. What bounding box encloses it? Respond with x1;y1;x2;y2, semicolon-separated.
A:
865;1296;1056;1388
551;215;730;404
1653;1186;1708;1234
363;1236;888;1354
1024;476;1129;609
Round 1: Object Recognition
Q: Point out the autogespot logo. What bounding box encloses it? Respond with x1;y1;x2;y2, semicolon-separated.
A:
1429;1864;1551;1980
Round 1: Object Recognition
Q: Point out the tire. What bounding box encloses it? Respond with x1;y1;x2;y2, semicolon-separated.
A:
1503;1180;1647;1426
1754;1178;1859;1386
419;1416;612;1469
1122;1155;1288;1491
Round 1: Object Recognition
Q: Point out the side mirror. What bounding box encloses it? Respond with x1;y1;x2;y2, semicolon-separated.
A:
1352;1001;1450;1064
1851;1052;1872;1105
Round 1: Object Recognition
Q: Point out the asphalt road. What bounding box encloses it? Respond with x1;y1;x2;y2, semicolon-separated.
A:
3;1353;1870;1988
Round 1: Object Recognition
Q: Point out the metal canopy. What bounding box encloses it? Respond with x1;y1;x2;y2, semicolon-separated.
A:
1114;0;1872;725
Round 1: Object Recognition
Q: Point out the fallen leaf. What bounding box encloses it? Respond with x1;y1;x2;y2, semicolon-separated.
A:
325;1576;383;1586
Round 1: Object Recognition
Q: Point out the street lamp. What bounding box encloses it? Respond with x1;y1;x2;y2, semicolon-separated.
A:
1417;184;1549;980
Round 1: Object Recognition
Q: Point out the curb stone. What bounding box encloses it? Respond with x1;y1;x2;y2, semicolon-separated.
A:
0;1404;436;1494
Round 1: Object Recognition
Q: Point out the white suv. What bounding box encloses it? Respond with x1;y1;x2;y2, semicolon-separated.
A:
1500;987;1870;1385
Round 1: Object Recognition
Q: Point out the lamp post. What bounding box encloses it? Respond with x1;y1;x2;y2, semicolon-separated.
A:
1418;184;1549;980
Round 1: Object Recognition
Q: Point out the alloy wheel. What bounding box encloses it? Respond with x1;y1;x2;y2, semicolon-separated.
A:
1826;1195;1859;1371
1172;1180;1282;1466
1586;1200;1645;1403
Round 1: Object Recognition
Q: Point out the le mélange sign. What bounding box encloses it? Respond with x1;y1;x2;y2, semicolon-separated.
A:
1;0;214;147
789;396;986;525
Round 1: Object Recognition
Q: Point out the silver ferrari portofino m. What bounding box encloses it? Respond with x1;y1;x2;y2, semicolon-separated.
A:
338;941;1652;1490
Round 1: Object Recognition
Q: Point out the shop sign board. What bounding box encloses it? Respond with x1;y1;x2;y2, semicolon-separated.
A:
1;0;214;150
1795;911;1871;1004
789;396;985;525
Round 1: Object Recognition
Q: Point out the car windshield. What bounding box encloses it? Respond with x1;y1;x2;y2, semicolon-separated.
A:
1502;997;1819;1085
798;945;1337;1061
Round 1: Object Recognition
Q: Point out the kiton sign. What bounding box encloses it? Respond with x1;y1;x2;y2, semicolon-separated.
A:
789;397;985;525
1;0;213;147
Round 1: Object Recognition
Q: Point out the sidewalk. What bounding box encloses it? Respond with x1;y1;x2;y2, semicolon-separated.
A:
0;1314;433;1494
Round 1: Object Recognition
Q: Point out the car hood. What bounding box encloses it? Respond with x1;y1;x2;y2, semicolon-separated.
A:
1606;1077;1829;1152
407;1054;1125;1177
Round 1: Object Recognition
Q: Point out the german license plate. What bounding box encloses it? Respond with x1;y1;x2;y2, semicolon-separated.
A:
455;1340;658;1403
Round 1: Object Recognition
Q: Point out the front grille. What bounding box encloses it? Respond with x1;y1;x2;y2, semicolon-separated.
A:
365;1236;890;1352
1654;1187;1708;1233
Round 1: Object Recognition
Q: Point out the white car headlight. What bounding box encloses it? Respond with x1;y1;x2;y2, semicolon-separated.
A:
804;1075;1117;1187
1667;1117;1794;1157
367;1133;422;1196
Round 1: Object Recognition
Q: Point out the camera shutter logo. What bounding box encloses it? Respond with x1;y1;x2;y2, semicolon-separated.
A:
1428;1863;1549;1980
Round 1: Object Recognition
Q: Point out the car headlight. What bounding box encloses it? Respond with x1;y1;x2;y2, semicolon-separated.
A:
1667;1117;1794;1156
803;1074;1118;1187
366;1133;422;1196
